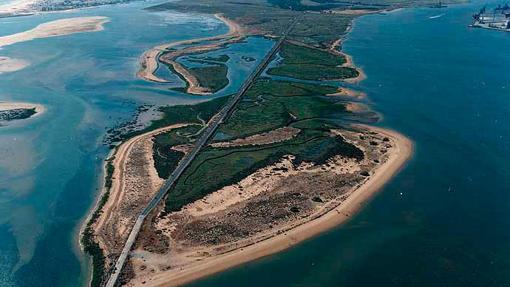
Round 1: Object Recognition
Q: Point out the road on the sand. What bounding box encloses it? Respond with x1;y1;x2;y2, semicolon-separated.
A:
105;17;299;287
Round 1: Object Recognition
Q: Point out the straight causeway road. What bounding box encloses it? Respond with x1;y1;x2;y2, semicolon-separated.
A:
105;17;299;287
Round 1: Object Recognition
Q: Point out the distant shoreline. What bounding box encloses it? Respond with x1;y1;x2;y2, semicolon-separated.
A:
0;0;38;16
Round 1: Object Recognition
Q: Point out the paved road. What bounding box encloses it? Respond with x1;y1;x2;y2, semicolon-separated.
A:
105;17;298;287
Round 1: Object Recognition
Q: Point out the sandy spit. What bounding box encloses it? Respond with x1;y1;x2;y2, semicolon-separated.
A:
0;16;109;48
0;16;108;75
137;13;243;90
92;124;188;237
134;126;412;287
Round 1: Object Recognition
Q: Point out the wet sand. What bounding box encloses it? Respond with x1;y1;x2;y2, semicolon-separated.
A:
327;87;366;99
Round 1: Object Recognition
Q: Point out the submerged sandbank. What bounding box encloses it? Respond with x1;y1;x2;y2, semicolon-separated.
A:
0;57;30;74
0;16;109;75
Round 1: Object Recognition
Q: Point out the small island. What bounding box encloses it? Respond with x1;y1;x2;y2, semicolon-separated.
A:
0;102;45;124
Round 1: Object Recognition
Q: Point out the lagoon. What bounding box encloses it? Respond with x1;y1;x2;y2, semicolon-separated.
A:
0;2;272;286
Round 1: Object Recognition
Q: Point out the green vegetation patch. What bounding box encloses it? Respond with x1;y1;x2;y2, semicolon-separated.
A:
166;126;362;212
153;125;202;179
0;108;36;121
216;78;342;140
147;96;229;131
149;97;232;179
164;78;362;212
189;64;229;93
150;0;465;47
267;42;358;80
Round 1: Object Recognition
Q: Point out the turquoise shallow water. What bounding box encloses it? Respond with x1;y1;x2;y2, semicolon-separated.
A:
191;1;510;287
0;3;272;286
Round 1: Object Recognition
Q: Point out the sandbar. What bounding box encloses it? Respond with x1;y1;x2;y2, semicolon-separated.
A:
0;16;109;48
0;57;30;74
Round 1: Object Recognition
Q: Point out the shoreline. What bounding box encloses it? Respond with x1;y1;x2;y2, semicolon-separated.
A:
0;102;46;122
91;124;184;234
0;0;38;15
341;52;367;83
327;87;366;99
130;126;412;287
137;13;243;94
0;101;45;113
78;147;116;287
80;123;189;285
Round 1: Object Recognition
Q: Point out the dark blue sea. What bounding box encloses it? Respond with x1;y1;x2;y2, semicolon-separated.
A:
192;1;510;286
